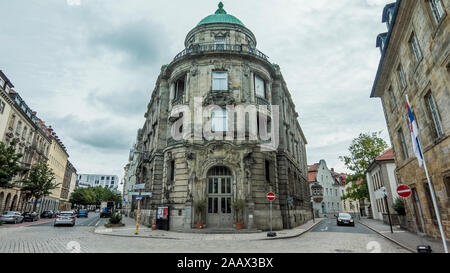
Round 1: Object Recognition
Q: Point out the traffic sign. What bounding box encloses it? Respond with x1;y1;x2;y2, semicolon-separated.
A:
135;196;143;201
397;185;411;198
267;192;275;201
135;184;145;190
129;192;152;197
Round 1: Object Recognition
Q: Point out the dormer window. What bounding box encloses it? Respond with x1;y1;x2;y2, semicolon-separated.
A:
212;71;228;91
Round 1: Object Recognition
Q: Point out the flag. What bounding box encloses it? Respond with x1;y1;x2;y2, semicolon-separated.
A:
405;95;423;166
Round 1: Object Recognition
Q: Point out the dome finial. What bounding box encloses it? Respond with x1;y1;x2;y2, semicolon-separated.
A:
215;2;227;14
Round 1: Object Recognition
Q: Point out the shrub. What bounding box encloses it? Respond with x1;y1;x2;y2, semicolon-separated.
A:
392;197;406;216
108;212;122;224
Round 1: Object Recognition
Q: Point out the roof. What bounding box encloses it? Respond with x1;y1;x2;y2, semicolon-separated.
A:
307;164;319;182
197;2;245;27
376;148;394;161
370;0;401;98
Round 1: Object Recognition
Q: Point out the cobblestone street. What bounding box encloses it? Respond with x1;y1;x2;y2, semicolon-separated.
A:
0;218;409;253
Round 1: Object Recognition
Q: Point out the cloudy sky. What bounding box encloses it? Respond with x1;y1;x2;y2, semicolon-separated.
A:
0;0;394;190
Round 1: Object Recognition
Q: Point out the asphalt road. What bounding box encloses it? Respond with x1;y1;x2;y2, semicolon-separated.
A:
310;217;369;234
31;212;107;227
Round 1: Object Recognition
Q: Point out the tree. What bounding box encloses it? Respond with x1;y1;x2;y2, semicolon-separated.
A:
339;131;388;201
21;161;59;211
0;140;23;188
69;186;121;207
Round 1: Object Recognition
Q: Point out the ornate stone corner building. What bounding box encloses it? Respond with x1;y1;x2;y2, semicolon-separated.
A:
135;3;311;231
371;0;450;239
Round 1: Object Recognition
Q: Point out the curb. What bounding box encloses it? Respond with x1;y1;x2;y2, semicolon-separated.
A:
357;220;415;253
258;218;324;241
92;219;324;241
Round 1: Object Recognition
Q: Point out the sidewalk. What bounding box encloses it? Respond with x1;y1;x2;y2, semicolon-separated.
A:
0;218;54;229
94;216;324;241
358;218;449;253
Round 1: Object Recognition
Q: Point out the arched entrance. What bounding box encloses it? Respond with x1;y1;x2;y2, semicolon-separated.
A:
4;193;11;212
0;192;4;213
10;195;18;211
206;166;233;228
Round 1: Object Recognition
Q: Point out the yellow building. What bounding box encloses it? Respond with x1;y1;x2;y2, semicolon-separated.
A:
43;128;69;211
341;181;360;216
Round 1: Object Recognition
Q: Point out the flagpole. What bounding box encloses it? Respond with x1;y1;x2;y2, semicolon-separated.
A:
417;137;448;253
406;95;448;253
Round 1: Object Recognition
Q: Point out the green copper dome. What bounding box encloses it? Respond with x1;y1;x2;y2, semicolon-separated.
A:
197;2;245;27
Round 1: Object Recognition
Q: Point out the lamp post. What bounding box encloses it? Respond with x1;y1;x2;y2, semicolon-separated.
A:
310;196;315;223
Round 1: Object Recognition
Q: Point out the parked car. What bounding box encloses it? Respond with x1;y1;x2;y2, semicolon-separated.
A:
1;211;24;224
77;209;88;218
54;211;76;227
337;213;355;226
41;211;54;218
23;212;40;222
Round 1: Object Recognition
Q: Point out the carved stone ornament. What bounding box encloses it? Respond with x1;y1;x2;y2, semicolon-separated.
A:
203;91;235;107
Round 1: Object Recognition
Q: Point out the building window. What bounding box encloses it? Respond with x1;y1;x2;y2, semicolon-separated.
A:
16;121;22;135
425;92;444;139
397;64;407;90
170;160;175;182
409;33;422;62
174;76;185;100
265;160;271;183
429;0;446;24
22;127;27;139
423;181;437;221
388;87;396;112
254;75;266;99
9;114;15;130
212;71;228;91
214;36;225;50
211;108;228;132
398;128;409;160
0;100;5;114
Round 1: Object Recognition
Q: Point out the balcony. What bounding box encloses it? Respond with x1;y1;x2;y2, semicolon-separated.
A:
173;43;269;63
172;95;184;106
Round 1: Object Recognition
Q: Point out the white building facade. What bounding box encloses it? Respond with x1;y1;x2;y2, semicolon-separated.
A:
308;160;343;217
366;149;399;221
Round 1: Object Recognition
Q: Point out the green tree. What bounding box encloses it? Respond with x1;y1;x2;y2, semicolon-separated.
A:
21;161;59;211
70;187;95;206
339;131;388;201
0;140;23;188
69;186;121;207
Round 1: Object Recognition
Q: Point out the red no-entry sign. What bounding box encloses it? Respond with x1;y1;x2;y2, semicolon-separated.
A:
397;185;411;198
267;192;275;201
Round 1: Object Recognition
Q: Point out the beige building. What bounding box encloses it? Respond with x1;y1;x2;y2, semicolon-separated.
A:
133;3;311;231
371;0;450;239
0;71;52;213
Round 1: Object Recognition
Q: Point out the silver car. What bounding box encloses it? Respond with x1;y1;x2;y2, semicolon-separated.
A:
54;211;76;226
1;211;24;224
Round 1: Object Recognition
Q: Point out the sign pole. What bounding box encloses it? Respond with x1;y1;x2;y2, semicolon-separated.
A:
270;200;272;234
266;192;276;237
135;189;142;235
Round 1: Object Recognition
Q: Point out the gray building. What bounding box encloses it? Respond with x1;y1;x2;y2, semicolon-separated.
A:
133;2;311;231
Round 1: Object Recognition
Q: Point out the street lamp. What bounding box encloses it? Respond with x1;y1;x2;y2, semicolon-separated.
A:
381;187;393;233
310;196;315;223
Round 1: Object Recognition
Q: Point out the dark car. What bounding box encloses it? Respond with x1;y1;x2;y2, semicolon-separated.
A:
77;209;88;218
337;213;354;226
41;211;54;218
23;212;40;222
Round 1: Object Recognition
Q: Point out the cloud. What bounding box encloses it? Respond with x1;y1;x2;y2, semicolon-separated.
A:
89;20;170;67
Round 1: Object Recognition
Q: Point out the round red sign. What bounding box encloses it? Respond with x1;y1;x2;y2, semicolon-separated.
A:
397;185;411;198
267;192;275;201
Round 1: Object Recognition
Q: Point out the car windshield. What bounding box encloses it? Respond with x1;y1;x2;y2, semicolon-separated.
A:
339;213;351;219
79;210;86;213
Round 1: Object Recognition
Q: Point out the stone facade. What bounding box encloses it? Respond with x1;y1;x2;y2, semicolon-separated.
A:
133;3;311;231
371;0;450;239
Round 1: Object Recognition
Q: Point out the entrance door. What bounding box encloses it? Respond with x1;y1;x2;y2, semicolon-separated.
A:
206;166;233;228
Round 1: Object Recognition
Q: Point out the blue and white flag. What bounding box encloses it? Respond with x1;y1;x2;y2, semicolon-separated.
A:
405;95;423;167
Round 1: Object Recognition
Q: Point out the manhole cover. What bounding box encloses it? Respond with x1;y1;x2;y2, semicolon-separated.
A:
334;249;354;253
